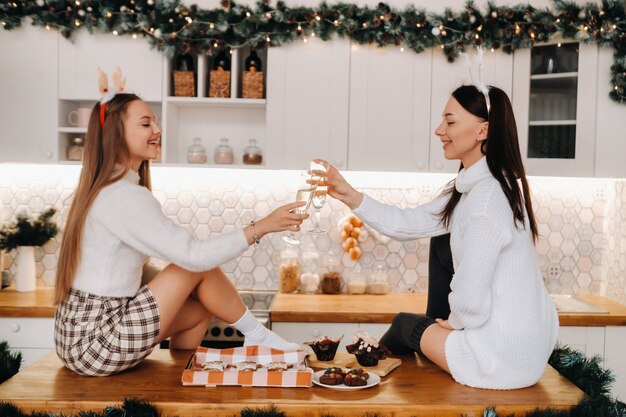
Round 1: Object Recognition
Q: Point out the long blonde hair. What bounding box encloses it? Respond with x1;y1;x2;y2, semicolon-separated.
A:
55;94;152;304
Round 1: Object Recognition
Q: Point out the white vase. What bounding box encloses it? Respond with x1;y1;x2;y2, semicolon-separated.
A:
15;246;36;292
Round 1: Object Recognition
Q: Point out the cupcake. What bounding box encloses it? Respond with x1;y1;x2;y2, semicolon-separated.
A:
305;335;342;361
346;334;390;367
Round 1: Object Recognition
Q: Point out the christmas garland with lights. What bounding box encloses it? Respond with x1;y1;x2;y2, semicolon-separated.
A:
1;0;625;104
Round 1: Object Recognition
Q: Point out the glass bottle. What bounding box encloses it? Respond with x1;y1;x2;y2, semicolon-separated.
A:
187;137;207;164
214;49;231;71
321;251;342;294
347;264;367;295
67;137;84;161
368;262;389;295
279;248;300;294
244;49;263;72
213;138;234;164
242;138;263;165
299;246;320;294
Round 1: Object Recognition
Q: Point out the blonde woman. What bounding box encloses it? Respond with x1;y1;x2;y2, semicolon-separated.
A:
55;93;305;376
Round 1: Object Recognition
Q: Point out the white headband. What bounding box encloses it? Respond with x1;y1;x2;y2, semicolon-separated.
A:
462;46;491;118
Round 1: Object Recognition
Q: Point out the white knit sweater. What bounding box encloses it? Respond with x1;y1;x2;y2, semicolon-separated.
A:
354;157;559;389
71;169;249;298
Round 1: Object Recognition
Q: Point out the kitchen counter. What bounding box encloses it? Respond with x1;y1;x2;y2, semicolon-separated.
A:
270;293;626;326
0;349;584;417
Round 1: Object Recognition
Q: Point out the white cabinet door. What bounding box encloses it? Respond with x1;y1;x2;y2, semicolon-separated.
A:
266;39;349;169
0;317;55;369
58;32;163;101
603;326;626;400
557;326;605;360
430;48;514;173
271;322;356;351
512;43;597;177
348;45;431;172
0;27;58;162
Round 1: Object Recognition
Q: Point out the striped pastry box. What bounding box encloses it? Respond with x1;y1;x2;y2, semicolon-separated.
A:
181;345;313;387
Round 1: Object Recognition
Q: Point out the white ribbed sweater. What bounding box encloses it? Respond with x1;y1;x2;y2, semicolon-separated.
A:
71;169;249;297
354;157;559;389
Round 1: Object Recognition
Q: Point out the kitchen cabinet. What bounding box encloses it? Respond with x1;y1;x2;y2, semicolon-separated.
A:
265;38;350;169
347;45;432;172
0;317;54;369
512;41;598;177
603;327;626;401
0;26;58;163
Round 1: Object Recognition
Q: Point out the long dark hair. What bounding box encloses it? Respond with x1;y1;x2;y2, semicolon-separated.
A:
55;93;152;304
439;85;538;242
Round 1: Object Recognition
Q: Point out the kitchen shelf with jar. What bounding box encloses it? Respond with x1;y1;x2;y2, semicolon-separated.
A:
160;48;268;166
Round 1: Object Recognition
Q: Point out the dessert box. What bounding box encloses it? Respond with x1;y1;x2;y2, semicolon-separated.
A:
181;345;314;388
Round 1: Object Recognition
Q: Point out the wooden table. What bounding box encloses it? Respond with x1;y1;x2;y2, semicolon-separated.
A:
269;293;626;326
0;350;584;417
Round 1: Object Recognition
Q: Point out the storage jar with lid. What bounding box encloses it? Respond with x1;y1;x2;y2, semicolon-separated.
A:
214;137;234;164
367;262;389;295
299;246;320;294
278;247;300;293
347;264;367;295
67;137;84;161
187;137;207;164
321;251;342;294
242;138;263;165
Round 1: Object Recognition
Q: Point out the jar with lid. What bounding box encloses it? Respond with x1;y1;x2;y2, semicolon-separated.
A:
213;137;234;164
321;251;342;294
347;264;367;295
187;137;207;164
278;248;300;293
67;137;84;161
242;138;263;165
299;246;320;294
367;262;389;295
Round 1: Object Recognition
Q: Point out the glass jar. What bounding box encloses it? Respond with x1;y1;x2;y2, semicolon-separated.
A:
187;137;207;164
347;264;367;295
278;248;300;294
368;263;389;295
242;138;263;165
321;252;342;294
67;137;84;161
299;246;320;294
213;137;234;164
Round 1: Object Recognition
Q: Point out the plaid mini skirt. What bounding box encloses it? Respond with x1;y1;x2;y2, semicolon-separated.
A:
55;286;161;376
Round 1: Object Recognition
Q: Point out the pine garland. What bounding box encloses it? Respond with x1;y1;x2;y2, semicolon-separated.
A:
0;208;58;251
1;345;625;417
0;341;22;384
0;0;624;104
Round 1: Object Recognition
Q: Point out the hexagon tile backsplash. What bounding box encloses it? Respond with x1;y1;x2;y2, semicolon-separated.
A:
1;164;624;308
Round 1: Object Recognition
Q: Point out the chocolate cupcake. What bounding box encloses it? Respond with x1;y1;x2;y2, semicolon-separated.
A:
305;335;342;361
346;336;390;367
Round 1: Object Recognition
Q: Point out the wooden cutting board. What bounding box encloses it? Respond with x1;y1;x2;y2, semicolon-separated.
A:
306;352;402;377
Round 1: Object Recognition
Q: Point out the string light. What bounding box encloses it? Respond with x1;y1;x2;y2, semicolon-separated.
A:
113;30;118;35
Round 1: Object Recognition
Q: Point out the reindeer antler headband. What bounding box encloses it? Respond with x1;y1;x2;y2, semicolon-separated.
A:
97;66;126;128
462;46;491;118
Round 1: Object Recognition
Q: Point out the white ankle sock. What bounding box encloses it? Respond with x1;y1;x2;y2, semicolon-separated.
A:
231;308;300;351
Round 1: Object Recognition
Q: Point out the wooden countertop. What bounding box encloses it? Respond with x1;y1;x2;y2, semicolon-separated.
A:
270;293;626;326
0;350;584;417
2;287;626;326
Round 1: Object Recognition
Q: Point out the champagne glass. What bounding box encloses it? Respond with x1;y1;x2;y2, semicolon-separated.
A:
282;171;319;245
307;160;329;234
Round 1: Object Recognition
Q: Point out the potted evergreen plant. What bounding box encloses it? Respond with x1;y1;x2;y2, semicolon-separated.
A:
0;208;58;292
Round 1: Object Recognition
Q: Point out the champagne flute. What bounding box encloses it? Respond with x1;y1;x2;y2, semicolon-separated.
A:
307;160;329;234
282;171;319;245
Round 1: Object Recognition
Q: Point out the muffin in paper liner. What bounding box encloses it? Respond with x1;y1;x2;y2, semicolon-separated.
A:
305;335;343;361
345;331;390;367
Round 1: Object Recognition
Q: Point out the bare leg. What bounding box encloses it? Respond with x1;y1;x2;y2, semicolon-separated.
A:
420;324;452;373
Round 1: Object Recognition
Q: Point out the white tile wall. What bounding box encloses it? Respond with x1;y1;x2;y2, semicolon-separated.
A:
0;164;623;309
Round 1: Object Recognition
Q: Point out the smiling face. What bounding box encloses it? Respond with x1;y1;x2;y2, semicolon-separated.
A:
434;96;489;168
122;100;161;171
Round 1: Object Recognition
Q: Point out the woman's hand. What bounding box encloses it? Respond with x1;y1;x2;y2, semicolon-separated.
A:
253;201;309;238
435;318;454;330
313;159;363;210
